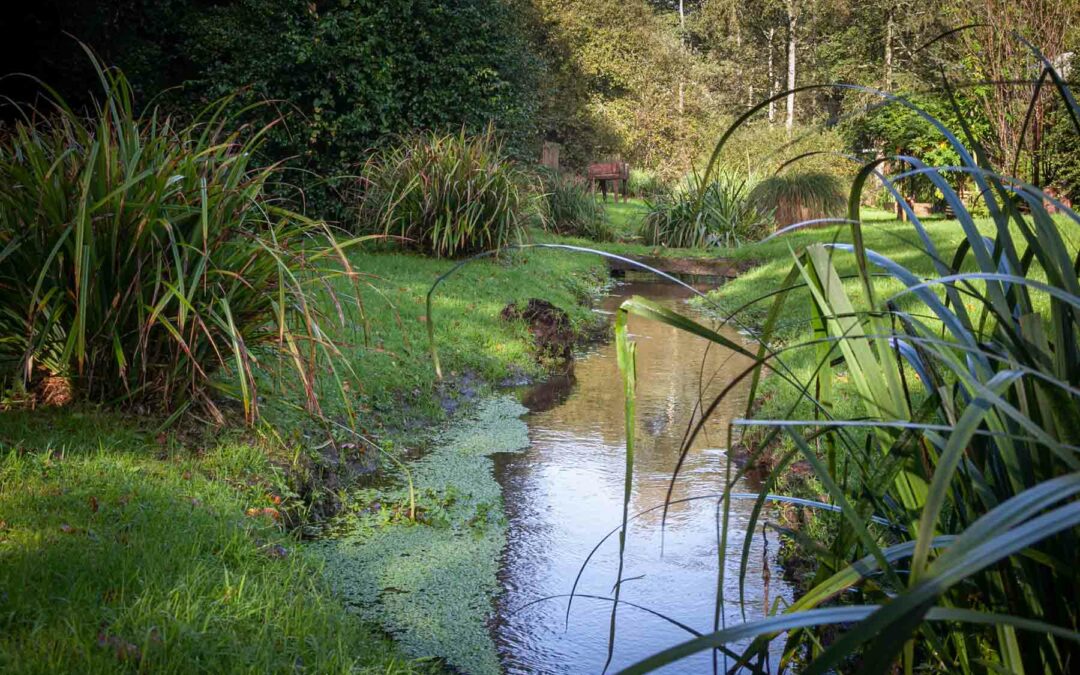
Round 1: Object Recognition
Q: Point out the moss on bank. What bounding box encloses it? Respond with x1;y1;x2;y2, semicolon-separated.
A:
315;397;532;674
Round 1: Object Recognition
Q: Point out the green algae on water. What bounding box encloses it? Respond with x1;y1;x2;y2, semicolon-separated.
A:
316;396;530;674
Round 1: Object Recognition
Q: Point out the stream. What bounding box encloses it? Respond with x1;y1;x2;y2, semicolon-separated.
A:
492;274;794;673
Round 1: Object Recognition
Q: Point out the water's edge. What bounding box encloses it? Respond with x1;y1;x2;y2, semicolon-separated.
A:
314;396;531;675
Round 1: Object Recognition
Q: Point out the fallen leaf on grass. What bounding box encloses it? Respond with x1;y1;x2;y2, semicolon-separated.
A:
88;496;99;513
245;507;281;521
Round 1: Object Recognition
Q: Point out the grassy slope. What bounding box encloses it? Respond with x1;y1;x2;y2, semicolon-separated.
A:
0;243;608;672
0;411;414;674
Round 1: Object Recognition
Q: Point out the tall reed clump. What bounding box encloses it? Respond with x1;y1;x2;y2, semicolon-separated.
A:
358;126;526;258
639;171;770;248
607;43;1080;674
0;56;353;423
748;171;847;229
536;169;613;241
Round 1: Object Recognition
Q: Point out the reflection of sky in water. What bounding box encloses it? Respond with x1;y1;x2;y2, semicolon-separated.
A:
493;277;793;674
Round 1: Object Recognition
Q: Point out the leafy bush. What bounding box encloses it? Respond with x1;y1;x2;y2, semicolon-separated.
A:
0;59;347;422
10;1;545;221
626;169;668;200
608;63;1080;673
536;169;612;241
747;171;847;228
639;172;770;248
358;127;527;258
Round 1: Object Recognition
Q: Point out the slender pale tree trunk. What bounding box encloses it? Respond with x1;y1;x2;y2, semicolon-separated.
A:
885;9;894;88
786;0;797;132
678;0;685;115
767;26;776;123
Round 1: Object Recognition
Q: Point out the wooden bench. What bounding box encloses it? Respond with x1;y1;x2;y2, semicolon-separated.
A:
587;161;629;202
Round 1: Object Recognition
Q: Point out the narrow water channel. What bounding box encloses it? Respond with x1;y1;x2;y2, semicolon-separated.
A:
492;274;793;673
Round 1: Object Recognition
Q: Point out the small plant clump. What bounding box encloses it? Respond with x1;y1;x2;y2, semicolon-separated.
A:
358;126;527;258
639;172;771;248
535;168;613;241
748;171;847;229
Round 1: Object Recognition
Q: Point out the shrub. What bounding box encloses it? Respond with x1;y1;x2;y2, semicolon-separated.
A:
536;169;613;241
747;171;847;228
358;127;527;258
626;169;668;200
608;65;1080;673
12;0;545;221
639;172;770;248
0;59;347;423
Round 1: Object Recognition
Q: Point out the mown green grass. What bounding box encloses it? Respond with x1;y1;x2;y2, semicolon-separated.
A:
0;241;611;673
259;244;609;436
0;410;418;674
602;198;651;239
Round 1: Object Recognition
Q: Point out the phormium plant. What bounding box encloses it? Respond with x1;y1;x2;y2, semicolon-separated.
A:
536;168;613;242
607;40;1080;674
639;171;771;249
357;126;527;258
0;53;357;424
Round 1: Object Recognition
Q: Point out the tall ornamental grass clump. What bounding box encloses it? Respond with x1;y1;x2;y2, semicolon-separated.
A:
639;172;770;248
359;127;526;258
748;171;847;228
603;42;1080;674
0;57;352;423
536;169;613;241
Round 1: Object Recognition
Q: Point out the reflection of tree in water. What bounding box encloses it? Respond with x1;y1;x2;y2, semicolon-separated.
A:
521;277;756;524
494;277;792;673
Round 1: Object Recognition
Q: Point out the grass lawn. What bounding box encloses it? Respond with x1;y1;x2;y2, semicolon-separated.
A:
601;198;651;239
0;411;417;674
0;241;610;673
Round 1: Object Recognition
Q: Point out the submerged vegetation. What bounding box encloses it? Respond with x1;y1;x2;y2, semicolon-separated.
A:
318;397;532;675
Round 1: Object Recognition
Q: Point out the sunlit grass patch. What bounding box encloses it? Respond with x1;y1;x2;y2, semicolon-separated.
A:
0;413;416;674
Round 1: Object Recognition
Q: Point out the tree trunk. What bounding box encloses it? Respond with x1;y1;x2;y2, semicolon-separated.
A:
786;0;797;132
885;9;894;89
767;27;776;123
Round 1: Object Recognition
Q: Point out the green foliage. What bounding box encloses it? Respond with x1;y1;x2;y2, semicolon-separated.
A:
536;169;613;241
0;58;348;422
0;416;416;674
610;71;1080;674
639;172;771;248
626;168;669;200
747;171;847;228
9;1;544;220
526;0;724;175
357;127;527;258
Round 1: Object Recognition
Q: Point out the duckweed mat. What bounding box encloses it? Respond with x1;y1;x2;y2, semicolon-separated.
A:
316;396;530;674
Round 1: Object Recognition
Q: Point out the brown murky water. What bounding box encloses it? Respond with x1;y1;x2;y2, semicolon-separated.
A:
493;275;793;674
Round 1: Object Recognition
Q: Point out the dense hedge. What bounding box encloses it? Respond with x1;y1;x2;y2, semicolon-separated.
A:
6;0;543;220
